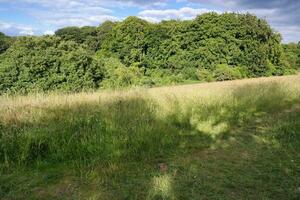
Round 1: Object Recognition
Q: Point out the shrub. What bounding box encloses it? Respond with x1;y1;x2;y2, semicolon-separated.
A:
213;64;242;81
101;58;144;88
0;37;104;94
182;67;198;80
196;68;214;82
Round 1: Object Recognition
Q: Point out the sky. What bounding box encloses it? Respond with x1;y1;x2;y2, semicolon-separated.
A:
0;0;299;43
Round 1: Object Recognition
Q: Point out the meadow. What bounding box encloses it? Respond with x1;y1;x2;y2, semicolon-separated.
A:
0;74;300;199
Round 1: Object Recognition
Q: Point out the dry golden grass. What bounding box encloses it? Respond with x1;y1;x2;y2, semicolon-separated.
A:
0;74;299;124
149;74;300;98
1;74;299;105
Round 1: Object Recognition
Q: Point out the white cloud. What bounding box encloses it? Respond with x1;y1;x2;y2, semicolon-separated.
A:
0;21;11;30
19;29;34;35
272;25;300;43
139;7;220;22
0;0;119;29
42;14;119;27
1;0;122;35
24;1;118;27
0;21;35;35
43;30;54;35
107;0;169;8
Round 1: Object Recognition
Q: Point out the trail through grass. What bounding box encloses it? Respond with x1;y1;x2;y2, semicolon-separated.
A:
0;75;300;199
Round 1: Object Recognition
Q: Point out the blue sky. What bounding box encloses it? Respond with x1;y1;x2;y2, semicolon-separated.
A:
0;0;299;43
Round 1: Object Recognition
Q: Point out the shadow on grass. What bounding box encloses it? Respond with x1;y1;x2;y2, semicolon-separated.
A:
164;82;300;200
0;82;300;199
0;96;178;168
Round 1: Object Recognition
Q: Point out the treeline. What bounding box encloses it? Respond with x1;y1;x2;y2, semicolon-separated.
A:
0;13;299;94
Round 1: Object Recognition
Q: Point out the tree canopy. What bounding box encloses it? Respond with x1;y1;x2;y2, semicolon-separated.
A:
0;36;104;93
0;13;299;94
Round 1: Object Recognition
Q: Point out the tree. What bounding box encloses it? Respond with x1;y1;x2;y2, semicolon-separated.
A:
55;26;97;44
0;32;12;54
0;13;293;93
0;36;104;94
102;17;150;66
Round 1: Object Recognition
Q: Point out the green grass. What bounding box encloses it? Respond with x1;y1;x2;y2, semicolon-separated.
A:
1;77;300;199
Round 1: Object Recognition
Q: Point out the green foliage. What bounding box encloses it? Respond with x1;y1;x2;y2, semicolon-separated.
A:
101;57;143;88
0;36;104;94
54;24;117;52
89;21;116;52
213;64;242;81
282;42;300;70
103;13;286;79
55;26;97;44
0;13;297;94
102;17;149;66
0;32;12;54
196;68;214;82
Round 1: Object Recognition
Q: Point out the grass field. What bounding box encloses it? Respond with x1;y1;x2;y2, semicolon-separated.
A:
1;75;300;200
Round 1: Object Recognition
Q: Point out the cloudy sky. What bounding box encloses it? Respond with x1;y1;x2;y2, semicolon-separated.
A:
0;0;299;43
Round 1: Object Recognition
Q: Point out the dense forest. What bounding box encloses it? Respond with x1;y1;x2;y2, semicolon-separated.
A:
0;13;299;94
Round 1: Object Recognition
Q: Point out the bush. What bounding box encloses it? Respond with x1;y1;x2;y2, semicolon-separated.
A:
213;64;242;81
0;37;104;94
101;58;144;88
165;74;184;84
196;68;214;82
182;67;198;80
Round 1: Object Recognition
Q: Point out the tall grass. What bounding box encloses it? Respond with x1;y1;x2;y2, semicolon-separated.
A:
0;96;175;169
1;79;299;170
0;75;300;199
